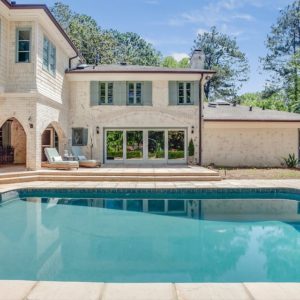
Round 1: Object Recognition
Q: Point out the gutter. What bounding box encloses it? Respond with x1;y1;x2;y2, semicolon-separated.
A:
204;119;300;122
65;70;217;75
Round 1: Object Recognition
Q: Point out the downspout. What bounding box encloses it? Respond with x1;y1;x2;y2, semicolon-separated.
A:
69;54;79;70
198;73;204;166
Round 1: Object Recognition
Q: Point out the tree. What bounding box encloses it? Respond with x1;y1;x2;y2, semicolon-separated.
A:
192;26;249;100
107;30;161;66
161;56;190;68
262;1;300;111
237;92;288;112
50;2;161;66
161;56;178;68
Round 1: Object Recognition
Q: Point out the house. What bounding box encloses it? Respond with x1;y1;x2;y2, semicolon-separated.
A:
0;0;300;170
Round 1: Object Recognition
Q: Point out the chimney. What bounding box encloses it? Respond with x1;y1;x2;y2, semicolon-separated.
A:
190;49;205;69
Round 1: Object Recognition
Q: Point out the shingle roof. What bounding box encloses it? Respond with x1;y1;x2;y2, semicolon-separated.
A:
66;64;216;74
203;103;300;121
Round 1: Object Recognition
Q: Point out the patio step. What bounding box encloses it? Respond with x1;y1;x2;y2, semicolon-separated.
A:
0;173;221;184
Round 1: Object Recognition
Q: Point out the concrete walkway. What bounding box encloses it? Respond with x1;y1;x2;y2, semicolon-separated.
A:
2;281;300;300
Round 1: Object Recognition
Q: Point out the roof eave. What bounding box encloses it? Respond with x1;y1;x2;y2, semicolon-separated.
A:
65;70;216;74
204;119;300;122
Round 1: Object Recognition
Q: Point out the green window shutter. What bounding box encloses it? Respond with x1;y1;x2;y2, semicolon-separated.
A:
169;81;178;105
142;81;152;106
82;128;88;146
193;81;200;105
90;81;99;106
113;81;127;105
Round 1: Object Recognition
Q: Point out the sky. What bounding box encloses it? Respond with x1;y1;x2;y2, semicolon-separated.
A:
17;0;291;94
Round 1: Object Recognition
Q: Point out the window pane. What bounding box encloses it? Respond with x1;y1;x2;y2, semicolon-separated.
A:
128;83;134;104
168;131;185;160
106;131;123;160
18;52;30;63
18;41;30;51
168;200;185;212
127;200;143;212
186;83;191;103
49;45;56;74
136;82;142;104
126;131;143;159
100;83;106;104
72;128;83;146
148;131;165;159
148;200;165;212
18;30;30;41
107;83;113;104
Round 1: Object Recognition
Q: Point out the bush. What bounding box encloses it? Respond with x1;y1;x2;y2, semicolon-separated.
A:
188;139;195;157
283;153;299;168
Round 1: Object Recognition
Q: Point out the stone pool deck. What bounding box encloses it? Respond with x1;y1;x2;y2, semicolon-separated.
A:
1;179;300;300
2;281;300;300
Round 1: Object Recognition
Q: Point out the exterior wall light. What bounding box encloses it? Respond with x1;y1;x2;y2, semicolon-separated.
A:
191;126;195;134
96;126;100;134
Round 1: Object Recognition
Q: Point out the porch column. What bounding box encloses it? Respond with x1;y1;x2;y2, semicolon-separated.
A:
26;127;41;170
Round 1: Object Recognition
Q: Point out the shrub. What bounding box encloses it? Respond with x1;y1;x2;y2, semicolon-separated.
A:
188;139;195;157
283;153;299;168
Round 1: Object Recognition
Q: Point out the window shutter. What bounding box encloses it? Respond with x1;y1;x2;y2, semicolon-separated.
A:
169;81;178;105
90;81;99;106
83;128;88;146
193;81;200;105
113;82;127;105
142;81;152;106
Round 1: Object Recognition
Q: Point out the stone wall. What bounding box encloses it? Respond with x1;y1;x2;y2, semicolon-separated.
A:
202;121;300;167
11;119;26;164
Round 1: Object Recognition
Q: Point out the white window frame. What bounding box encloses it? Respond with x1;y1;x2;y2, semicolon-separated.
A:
43;36;56;75
99;82;113;105
178;82;192;105
16;28;31;63
127;82;142;105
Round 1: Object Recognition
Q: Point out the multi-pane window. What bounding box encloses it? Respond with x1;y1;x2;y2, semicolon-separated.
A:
99;82;113;104
178;82;192;104
43;36;56;75
128;82;142;105
16;29;31;63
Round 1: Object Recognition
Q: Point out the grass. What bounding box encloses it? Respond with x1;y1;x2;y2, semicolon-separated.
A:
212;167;300;180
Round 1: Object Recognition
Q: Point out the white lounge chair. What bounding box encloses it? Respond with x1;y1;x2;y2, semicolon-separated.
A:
44;148;79;170
72;147;101;168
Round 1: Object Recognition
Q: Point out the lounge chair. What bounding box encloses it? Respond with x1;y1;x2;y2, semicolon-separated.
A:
72;147;101;168
44;148;79;170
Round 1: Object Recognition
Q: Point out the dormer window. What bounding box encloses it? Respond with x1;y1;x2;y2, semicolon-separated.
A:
16;28;31;63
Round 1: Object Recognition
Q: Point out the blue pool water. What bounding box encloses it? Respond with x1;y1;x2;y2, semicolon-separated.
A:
1;188;300;283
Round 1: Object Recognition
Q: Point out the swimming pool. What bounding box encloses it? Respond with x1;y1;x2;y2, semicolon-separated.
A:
1;188;300;283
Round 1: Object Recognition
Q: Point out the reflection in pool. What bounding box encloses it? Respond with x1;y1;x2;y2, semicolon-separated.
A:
1;188;300;283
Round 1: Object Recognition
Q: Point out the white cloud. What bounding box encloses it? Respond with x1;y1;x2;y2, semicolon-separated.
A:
171;52;189;61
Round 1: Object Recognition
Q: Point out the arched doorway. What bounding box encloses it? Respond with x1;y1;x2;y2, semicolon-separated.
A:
41;122;66;163
0;118;27;166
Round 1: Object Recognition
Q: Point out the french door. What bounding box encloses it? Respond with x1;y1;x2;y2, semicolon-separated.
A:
105;128;187;164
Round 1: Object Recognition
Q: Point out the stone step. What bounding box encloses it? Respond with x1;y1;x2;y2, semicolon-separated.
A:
0;174;221;184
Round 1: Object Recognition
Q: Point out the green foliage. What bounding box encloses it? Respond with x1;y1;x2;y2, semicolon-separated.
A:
161;56;190;68
262;1;300;110
168;151;185;160
188;139;195;157
192;26;249;100
283;153;299;168
51;2;161;65
237;92;288;111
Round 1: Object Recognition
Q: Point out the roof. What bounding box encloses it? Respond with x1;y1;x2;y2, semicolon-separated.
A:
1;0;79;55
203;103;300;122
66;64;216;74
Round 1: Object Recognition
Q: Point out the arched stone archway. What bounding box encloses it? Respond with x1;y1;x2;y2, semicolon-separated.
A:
0;118;27;166
40;122;67;163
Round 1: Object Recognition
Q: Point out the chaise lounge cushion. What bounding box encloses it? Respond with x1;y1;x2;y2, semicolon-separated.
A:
44;148;79;169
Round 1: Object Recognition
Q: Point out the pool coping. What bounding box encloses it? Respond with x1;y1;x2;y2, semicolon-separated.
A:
1;180;300;299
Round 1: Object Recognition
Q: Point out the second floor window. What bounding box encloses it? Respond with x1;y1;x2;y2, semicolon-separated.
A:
99;82;113;104
128;82;142;105
43;36;56;75
16;29;31;63
178;82;192;104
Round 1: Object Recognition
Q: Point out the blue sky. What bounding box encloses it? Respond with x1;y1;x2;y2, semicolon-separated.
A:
18;0;291;94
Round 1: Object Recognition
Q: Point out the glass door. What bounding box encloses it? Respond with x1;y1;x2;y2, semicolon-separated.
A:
106;130;124;161
148;131;165;160
167;130;186;162
126;131;143;160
